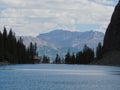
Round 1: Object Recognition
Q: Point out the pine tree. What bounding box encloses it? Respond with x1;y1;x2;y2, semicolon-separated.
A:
7;29;17;63
71;53;76;64
55;54;61;64
76;51;83;64
0;27;39;64
17;37;26;64
42;55;50;64
82;44;94;64
0;31;3;62
65;50;71;64
96;42;103;60
3;27;8;52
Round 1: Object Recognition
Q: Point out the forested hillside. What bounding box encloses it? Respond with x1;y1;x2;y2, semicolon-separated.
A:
0;27;38;64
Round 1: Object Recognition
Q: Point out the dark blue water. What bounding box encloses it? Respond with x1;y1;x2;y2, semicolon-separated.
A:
0;64;120;90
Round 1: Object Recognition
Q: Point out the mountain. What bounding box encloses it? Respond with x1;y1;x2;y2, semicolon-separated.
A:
18;30;104;60
37;30;104;49
103;0;120;53
97;1;120;66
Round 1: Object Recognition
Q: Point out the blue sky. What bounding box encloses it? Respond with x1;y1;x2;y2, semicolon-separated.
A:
0;0;119;36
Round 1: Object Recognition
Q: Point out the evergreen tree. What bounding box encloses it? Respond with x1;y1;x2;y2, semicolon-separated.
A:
17;37;26;64
3;27;8;52
34;43;37;55
7;29;17;63
65;50;71;64
76;51;83;64
82;45;94;64
29;42;34;63
42;55;50;64
96;42;103;60
27;42;38;64
55;54;61;64
0;27;39;64
0;31;3;62
71;53;76;64
76;45;94;64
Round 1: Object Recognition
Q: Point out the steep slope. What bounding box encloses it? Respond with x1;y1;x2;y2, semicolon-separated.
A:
103;1;120;52
98;1;120;66
96;51;120;66
37;30;104;49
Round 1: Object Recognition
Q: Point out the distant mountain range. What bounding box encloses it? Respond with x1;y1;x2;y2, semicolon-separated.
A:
19;30;104;59
37;30;104;49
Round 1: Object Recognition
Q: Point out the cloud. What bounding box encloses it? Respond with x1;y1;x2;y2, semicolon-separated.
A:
0;0;118;36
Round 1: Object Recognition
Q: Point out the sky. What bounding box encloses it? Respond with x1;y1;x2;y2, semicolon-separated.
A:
0;0;119;36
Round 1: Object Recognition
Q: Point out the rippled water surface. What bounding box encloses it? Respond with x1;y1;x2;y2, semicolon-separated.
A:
0;64;120;90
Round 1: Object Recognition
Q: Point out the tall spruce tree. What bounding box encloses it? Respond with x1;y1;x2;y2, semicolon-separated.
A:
0;31;3;62
65;50;71;64
82;45;94;64
42;55;50;64
71;53;76;64
73;45;95;64
3;27;8;52
96;42;103;60
55;54;61;64
0;27;39;64
76;51;83;64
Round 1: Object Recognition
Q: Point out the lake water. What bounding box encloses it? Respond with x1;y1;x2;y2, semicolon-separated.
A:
0;64;120;90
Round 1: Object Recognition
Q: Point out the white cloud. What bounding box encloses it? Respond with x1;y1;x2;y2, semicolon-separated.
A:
0;0;118;36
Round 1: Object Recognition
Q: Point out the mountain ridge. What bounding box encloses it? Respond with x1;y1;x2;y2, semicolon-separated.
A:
37;29;104;49
18;30;104;59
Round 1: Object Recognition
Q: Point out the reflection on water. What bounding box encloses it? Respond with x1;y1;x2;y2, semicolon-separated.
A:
0;64;120;90
109;71;120;75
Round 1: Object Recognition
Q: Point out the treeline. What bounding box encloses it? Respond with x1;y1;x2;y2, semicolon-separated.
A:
0;27;38;64
42;55;50;64
0;27;103;65
53;43;103;64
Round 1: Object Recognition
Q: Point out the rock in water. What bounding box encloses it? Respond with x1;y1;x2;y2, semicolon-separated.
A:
103;1;120;53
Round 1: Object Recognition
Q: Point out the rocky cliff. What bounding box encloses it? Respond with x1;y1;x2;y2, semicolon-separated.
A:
103;1;120;52
98;1;120;66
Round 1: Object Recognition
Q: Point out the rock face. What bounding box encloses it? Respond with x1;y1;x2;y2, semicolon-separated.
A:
98;1;120;66
96;51;120;66
103;1;120;53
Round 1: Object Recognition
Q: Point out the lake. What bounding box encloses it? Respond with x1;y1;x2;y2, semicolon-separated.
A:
0;64;120;90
